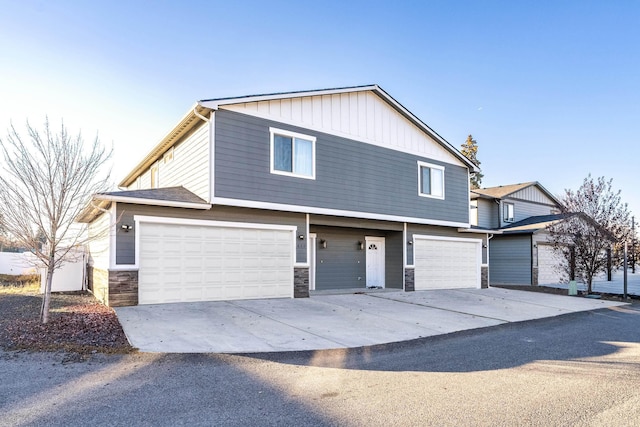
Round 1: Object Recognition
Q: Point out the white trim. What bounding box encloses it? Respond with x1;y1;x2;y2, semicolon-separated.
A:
417;161;445;200
309;232;317;291
413;234;483;244
133;215;298;231
269;127;316;180
108;203;117;269
212;197;470;228
94;194;211;210
209;110;215;203
201;86;380;109
402;223;407;284
305;213;310;264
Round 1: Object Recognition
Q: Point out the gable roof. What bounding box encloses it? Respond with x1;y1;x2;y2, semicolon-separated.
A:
77;186;210;223
119;84;479;187
471;181;561;206
500;213;569;234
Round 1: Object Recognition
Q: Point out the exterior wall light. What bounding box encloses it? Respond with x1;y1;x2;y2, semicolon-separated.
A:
320;239;327;249
358;241;364;250
408;240;413;245
298;234;305;240
121;224;133;232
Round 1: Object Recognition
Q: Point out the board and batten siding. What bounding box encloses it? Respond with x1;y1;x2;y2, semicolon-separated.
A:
489;234;532;285
221;91;464;167
510;186;557;205
114;203;307;265
87;210;111;270
214;110;470;224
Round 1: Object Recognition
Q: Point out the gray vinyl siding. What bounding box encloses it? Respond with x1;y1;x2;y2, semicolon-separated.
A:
214;110;470;224
476;198;498;229
489;234;532;284
406;224;488;265
311;225;403;290
114;204;307;265
500;198;558;227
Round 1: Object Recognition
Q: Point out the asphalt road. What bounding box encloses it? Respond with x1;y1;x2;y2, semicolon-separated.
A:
1;303;640;427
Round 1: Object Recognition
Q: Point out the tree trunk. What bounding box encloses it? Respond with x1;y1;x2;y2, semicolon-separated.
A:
41;261;55;324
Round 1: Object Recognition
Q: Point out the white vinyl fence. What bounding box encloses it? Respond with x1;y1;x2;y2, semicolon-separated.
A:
0;250;85;292
0;252;38;275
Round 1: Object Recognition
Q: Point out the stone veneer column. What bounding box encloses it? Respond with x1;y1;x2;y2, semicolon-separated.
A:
108;270;139;307
532;266;539;286
294;267;309;298
404;268;415;291
481;266;489;288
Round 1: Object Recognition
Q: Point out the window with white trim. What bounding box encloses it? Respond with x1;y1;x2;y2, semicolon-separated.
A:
418;161;444;199
503;202;514;222
270;127;316;179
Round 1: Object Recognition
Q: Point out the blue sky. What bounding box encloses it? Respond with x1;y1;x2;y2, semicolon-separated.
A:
1;1;639;218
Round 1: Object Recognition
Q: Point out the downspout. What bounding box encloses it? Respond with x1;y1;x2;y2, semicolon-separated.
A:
193;105;214;205
88;200;114;294
193;106;210;123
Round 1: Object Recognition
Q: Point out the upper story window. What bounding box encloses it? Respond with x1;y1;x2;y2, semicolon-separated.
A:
503;202;514;222
417;161;444;199
270;127;316;180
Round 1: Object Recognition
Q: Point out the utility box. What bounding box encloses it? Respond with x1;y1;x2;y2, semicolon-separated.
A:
568;280;578;296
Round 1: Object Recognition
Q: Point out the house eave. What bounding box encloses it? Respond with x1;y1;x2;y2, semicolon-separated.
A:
94;194;211;210
118;104;212;188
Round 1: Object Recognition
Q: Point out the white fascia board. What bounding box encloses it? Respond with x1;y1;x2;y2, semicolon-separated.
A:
213;197;470;228
199;85;379;110
457;228;503;234
93;194;211;210
413;234;483;244
133;215;298;232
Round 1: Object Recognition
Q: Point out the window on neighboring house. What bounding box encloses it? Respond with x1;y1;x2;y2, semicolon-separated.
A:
418;161;445;199
503;202;514;222
150;165;158;189
270;127;316;179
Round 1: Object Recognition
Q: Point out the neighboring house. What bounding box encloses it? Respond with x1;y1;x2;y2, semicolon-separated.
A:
471;182;567;286
78;84;489;307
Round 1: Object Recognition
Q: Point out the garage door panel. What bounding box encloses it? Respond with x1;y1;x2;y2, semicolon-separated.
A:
414;238;481;290
138;222;294;304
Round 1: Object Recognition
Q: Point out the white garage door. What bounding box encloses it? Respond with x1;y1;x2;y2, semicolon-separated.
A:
138;220;294;304
538;244;566;285
414;236;481;290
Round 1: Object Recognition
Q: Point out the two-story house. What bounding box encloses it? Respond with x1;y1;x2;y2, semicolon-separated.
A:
78;85;489;307
471;182;567;286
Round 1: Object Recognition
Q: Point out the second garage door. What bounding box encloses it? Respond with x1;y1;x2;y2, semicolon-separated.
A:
537;243;566;285
414;236;481;290
138;219;295;304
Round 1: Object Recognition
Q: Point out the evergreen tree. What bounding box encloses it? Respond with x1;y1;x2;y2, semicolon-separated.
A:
461;135;483;189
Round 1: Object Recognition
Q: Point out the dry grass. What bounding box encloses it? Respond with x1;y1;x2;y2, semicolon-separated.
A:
0;274;40;295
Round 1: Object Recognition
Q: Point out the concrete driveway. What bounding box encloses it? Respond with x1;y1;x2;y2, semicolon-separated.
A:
115;287;625;353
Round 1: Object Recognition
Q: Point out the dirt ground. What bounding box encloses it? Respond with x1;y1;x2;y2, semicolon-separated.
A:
0;285;134;355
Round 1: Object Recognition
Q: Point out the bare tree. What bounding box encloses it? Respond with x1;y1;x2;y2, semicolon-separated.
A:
547;175;630;294
0;119;111;323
